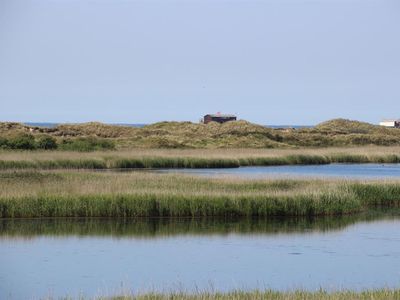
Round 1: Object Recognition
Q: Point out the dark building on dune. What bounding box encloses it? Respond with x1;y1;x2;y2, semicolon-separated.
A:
203;113;237;124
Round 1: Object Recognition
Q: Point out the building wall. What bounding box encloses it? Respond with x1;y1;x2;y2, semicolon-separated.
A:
204;115;213;124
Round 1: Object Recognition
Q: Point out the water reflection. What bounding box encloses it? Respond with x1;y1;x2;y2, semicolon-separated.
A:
1;208;399;239
1;210;400;299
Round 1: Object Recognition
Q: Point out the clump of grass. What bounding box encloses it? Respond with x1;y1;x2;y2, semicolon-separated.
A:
46;159;107;169
329;154;370;163
239;155;330;166
0;160;38;169
110;157;240;169
0;159;107;170
349;183;400;206
369;154;400;164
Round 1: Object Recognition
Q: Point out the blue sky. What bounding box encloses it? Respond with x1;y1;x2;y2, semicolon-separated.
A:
0;0;399;124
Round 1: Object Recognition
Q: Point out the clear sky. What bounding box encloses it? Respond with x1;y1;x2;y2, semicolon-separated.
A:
0;0;399;125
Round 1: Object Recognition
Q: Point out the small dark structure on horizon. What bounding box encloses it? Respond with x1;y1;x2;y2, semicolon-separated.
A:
203;113;237;124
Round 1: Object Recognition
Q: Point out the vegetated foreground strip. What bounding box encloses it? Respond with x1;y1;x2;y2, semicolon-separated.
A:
101;289;400;300
2;146;400;170
0;171;399;218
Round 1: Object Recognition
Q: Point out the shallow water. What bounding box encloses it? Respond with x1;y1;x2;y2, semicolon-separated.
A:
1;211;400;299
156;163;400;179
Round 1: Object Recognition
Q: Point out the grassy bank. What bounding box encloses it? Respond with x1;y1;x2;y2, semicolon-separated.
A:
101;289;400;300
2;146;400;170
1;171;400;218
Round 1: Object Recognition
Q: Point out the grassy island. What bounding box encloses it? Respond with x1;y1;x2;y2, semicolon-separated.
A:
1;171;399;218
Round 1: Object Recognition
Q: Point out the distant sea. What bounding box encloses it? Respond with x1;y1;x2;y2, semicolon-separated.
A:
24;122;313;129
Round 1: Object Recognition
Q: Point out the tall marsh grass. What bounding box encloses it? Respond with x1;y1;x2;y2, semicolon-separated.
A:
0;171;399;218
1;146;400;170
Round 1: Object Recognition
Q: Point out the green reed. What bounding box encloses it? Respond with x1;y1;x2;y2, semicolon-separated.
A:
1;152;400;170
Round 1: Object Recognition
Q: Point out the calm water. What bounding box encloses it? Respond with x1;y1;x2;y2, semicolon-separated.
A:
1;211;400;299
157;164;400;179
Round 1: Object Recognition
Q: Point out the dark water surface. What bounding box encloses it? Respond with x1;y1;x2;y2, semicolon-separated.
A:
156;164;400;179
1;211;400;299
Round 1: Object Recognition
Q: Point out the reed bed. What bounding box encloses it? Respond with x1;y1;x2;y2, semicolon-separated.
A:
1;171;399;218
102;289;400;300
1;146;400;170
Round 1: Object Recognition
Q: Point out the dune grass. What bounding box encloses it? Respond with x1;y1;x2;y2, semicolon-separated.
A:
100;289;400;300
1;146;400;170
3;118;400;149
0;170;399;218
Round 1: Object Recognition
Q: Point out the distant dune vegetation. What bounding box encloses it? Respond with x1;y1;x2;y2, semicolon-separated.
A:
1;118;400;150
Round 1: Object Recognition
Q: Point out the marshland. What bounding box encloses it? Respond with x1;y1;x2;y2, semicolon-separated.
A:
4;0;400;296
3;119;400;171
1;119;400;299
2;170;400;218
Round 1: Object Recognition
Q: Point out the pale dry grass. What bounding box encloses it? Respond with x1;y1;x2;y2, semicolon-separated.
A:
1;169;397;200
0;171;333;199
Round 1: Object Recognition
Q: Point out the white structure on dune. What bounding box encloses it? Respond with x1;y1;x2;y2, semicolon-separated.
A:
379;119;400;128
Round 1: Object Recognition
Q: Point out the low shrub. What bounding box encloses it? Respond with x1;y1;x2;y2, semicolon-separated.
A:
36;135;58;150
8;134;36;150
0;137;9;149
59;137;115;151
